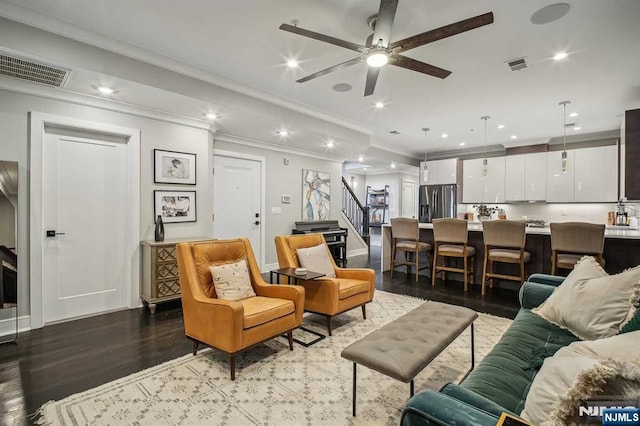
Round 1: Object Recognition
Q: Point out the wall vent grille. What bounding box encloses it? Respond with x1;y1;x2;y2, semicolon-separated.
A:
0;52;70;87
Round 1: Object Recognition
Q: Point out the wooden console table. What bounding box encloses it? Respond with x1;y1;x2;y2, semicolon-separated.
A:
141;237;212;313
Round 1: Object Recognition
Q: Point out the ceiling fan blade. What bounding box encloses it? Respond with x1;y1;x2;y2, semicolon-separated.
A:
389;12;494;52
296;57;363;83
373;0;399;47
279;23;365;53
366;33;374;47
390;55;452;79
364;67;380;97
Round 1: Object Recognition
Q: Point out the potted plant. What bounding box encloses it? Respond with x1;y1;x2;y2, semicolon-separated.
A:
473;204;498;221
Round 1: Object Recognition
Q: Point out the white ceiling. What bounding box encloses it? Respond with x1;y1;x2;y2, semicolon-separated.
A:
1;0;639;161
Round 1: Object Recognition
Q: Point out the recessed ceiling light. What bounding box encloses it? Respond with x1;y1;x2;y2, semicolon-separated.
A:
358;155;364;162
569;112;578;117
286;59;298;68
277;130;289;137
97;86;114;94
326;140;335;148
497;124;505;129
459;142;465;146
375;102;384;109
390;162;396;169
573;126;581;131
441;133;448;138
510;135;518;139
553;52;568;60
205;113;218;120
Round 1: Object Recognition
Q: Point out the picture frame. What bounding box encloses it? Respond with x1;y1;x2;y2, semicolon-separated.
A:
154;149;196;185
301;169;330;220
154;190;197;223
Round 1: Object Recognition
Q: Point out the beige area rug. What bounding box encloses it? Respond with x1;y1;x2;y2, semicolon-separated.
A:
37;291;512;425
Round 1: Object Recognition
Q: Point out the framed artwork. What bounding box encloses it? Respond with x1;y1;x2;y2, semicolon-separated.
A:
154;149;196;185
154;190;197;223
302;169;330;220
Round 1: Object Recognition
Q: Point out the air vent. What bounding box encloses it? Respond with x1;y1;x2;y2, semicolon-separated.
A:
0;52;70;87
389;130;401;135
506;57;527;71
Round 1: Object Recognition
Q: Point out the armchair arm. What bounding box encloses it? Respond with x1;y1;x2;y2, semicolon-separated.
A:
526;273;565;287
335;267;375;282
519;279;560;309
254;283;305;325
298;277;340;313
439;383;516;418
183;296;244;352
401;391;500;426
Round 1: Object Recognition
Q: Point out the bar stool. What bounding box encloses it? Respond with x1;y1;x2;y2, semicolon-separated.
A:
550;222;605;275
390;217;432;283
481;220;531;295
431;218;475;291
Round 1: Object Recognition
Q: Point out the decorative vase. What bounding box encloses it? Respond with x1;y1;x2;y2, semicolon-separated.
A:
154;215;165;242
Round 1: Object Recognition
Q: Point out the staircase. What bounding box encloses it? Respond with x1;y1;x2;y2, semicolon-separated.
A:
341;177;370;248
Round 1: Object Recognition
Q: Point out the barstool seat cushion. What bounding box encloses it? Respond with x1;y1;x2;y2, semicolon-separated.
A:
489;249;531;262
439;244;475;256
396;241;432;251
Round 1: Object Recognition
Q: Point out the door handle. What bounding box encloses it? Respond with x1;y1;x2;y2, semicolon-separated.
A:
46;230;66;237
254;221;260;226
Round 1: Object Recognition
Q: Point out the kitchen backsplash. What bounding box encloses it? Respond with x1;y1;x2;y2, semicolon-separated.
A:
461;203;639;225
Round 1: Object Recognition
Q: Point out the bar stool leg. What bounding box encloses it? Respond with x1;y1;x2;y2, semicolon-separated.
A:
415;248;419;283
463;254;468;292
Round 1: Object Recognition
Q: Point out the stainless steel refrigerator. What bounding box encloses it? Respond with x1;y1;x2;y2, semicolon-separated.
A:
419;184;457;223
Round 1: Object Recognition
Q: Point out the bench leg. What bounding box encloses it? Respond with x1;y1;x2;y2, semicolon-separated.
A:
471;322;475;369
352;362;357;417
410;379;414;397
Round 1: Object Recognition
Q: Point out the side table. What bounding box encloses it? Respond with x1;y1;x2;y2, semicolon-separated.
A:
269;267;326;347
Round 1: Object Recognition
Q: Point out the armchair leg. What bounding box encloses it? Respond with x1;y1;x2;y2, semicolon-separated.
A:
230;355;236;381
288;331;294;351
361;304;367;319
326;316;333;336
192;340;199;356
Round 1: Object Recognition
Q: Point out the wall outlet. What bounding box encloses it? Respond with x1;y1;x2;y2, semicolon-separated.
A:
561;208;568;216
271;207;282;215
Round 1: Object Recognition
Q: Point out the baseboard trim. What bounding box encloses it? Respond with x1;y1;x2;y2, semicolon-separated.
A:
0;315;31;337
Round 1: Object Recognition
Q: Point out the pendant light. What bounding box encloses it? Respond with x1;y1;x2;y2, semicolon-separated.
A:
481;116;490;177
559;100;570;173
421;127;430;182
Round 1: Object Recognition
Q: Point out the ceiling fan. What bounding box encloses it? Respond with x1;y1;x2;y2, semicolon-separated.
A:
279;0;494;96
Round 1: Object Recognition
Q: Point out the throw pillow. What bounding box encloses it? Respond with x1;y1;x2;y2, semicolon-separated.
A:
209;259;256;301
296;244;336;278
533;256;640;340
520;332;640;425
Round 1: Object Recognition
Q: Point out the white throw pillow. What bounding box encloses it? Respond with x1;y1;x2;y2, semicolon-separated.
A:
520;331;640;425
533;256;640;340
209;259;256;301
296;244;336;278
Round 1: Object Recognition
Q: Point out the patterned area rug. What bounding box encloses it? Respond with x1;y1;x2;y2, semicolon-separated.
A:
37;291;512;425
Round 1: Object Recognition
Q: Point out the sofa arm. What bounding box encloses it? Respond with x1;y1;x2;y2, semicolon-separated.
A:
519;279;561;309
439;383;517;418
401;391;500;426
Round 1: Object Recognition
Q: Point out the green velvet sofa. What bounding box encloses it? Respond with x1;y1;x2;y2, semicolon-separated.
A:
400;274;580;425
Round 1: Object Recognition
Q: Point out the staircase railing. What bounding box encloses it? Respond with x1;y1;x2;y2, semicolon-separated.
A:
341;177;370;246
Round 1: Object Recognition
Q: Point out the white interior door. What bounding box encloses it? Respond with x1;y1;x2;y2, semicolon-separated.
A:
401;179;417;218
213;155;262;265
42;130;129;323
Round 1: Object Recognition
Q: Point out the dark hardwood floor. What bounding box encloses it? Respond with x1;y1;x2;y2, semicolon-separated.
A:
0;245;520;423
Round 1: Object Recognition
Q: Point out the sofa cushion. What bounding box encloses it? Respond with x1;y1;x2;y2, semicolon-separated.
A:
338;278;371;300
533;256;640;340
209;259;256;301
296;244;336;278
461;309;580;414
239;296;295;329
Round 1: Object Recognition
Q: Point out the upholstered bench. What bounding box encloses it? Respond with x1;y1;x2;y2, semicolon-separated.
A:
341;301;478;416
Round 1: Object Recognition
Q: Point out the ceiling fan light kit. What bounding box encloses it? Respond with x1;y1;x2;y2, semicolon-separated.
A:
279;0;494;96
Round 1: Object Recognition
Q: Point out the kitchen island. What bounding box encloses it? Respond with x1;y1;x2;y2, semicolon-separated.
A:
381;222;640;288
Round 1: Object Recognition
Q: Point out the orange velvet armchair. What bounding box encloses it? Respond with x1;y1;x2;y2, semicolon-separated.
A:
177;238;305;380
274;233;375;335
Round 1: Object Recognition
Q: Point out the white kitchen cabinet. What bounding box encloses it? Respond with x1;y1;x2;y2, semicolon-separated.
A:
506;153;547;201
463;157;505;203
574;145;618;202
546;150;575;202
421;158;458;185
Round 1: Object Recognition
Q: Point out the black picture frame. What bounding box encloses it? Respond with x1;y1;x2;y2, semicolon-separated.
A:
153;149;196;185
153;190;197;223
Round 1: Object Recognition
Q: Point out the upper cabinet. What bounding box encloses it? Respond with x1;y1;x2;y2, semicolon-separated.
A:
421;158;458;185
462;157;505;203
546;150;575;202
505;152;547;201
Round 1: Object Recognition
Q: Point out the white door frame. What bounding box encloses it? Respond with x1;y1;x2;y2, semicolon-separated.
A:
29;112;141;328
401;178;417;218
212;149;266;270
